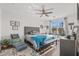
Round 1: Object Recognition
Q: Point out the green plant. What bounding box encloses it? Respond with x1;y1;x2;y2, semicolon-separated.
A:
1;39;10;45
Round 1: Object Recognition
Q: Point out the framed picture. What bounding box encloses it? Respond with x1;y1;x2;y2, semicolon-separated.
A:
10;20;15;26
10;20;20;26
15;21;20;27
12;26;18;30
10;20;20;30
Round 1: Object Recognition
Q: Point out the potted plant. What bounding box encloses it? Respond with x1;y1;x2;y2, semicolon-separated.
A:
1;39;10;48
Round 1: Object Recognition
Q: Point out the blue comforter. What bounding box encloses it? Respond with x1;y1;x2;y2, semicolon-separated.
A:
31;34;46;48
31;34;56;49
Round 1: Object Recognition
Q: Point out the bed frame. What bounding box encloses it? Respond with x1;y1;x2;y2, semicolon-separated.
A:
24;26;57;53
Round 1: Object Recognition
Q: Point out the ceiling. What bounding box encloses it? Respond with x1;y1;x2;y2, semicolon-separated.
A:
0;3;77;18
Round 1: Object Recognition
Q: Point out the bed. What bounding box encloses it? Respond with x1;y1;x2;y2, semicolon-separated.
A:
24;27;58;50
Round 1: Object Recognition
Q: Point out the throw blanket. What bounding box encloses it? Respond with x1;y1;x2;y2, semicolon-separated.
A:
31;34;57;49
31;34;46;49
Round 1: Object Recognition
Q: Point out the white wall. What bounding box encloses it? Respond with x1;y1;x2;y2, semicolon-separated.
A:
1;8;56;39
67;13;77;35
1;9;46;39
2;10;25;39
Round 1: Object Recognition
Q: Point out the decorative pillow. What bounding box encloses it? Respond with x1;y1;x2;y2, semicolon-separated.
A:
11;34;19;39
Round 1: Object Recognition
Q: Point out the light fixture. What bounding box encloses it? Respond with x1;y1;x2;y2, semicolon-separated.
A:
35;5;53;17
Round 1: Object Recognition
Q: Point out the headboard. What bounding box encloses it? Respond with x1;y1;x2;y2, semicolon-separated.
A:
24;26;39;35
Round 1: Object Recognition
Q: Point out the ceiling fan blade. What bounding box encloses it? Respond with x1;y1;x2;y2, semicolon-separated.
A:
36;13;42;14
45;8;53;11
46;11;53;14
34;9;42;11
40;14;43;17
45;14;49;17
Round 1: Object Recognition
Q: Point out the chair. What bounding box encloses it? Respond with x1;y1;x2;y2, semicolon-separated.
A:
10;34;27;51
11;34;19;39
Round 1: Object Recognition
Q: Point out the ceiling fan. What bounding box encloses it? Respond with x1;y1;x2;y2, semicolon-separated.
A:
35;5;53;17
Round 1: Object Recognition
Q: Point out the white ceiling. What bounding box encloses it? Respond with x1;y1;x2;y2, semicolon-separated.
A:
0;3;77;18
